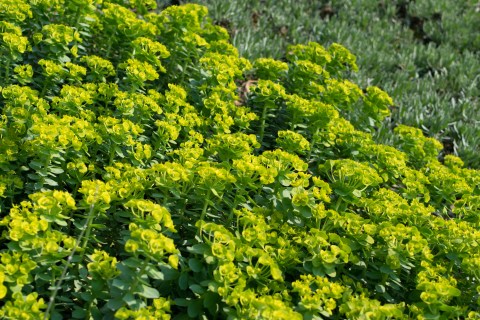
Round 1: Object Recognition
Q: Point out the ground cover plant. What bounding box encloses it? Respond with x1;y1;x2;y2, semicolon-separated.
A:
186;0;480;168
0;1;480;319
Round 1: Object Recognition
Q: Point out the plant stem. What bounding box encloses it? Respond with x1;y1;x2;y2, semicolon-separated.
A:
259;104;268;145
81;204;97;250
128;257;150;294
200;192;210;221
73;5;82;28
44;186;99;320
40;79;51;97
105;41;113;60
334;196;343;212
307;127;320;163
5;60;11;85
227;189;242;225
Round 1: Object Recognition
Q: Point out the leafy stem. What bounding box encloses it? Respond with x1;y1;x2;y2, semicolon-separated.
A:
307;127;320;163
200;190;211;222
73;5;82;28
44;185;99;320
4;60;11;85
259;103;269;145
81;203;98;251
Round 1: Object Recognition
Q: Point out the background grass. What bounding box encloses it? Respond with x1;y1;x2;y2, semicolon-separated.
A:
163;0;480;168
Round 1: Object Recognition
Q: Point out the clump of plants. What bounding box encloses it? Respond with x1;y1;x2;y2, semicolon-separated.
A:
188;0;480;168
0;1;479;319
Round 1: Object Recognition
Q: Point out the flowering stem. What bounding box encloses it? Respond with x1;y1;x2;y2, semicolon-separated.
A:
259;104;268;145
307;128;320;163
40;78;51;97
4;60;11;85
200;191;210;221
81;203;97;250
333;196;344;212
44;186;99;320
105;41;113;60
73;6;82;28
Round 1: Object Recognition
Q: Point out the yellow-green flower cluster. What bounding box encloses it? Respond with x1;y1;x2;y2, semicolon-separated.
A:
0;191;76;255
87;250;119;280
131;37;170;72
102;3;157;38
292;274;345;316
253;57;289;80
0;0;32;22
362;86;393;121
206;132;259;161
394;124;443;167
41;24;81;45
121;58;159;85
0;292;46;320
233;155;278;186
319;159;383;198
276;130;310;155
286;42;333;67
115;297;171;320
80;55;116;80
38;59;64;78
13;64;33;84
1;31;29;57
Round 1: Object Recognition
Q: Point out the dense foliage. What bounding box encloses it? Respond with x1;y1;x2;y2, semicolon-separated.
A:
0;1;479;319
188;0;480;168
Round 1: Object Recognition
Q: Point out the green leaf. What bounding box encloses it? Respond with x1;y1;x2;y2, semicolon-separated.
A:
123;257;142;268
333;188;349;196
54;218;68;226
188;258;203;272
114;146;125;158
79;292;93;303
135;284;160;299
179;273;189;290
281;189;291;199
51;311;63;320
159;264;179;281
279;176;291;187
112;279;128;290
325;266;336;277
106;298;124;311
72;308;86;319
49;167;64;174
375;284;385;293
117;263;135;279
91;279;104;292
187;244;209;255
44;178;59;186
146;265;164;280
210;188;220;198
203;291;219;314
29;161;43;170
352;189;362;197
123;293;137;306
174;298;189;307
187;299;203;318
189;284;205;295
298;206;312;218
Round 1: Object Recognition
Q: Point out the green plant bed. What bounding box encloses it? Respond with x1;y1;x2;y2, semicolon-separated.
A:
0;1;479;319
186;0;480;168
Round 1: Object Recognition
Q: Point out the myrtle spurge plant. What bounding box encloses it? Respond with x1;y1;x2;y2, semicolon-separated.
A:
0;1;479;319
